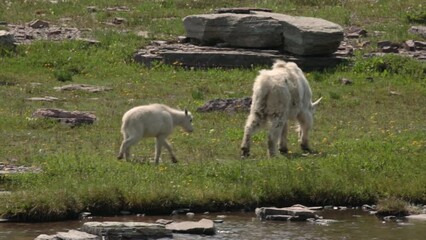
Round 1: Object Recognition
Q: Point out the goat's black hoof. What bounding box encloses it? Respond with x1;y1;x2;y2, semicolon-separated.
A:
301;144;312;153
279;147;289;155
241;148;250;159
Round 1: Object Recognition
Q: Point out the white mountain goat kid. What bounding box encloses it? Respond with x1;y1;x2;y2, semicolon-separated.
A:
241;60;322;158
117;104;193;164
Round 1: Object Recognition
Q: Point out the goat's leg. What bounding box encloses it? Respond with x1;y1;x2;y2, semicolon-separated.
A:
268;120;284;157
118;136;139;160
278;121;289;154
241;113;262;158
297;112;313;152
154;137;164;165
162;139;178;163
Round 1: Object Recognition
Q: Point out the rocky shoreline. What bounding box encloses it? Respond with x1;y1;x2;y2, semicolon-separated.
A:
33;204;426;240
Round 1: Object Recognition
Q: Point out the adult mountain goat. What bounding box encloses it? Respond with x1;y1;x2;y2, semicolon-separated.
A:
117;104;193;164
241;60;322;158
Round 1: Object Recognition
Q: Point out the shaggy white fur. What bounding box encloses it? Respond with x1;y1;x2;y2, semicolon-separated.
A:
241;60;321;158
118;104;193;164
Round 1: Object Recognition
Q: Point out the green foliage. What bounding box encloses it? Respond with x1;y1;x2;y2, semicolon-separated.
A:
405;8;426;24
289;0;346;6
53;69;73;82
328;91;341;100
376;197;410;216
352;54;426;79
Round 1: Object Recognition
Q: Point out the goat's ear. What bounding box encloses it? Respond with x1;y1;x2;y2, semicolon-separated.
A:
185;108;188;116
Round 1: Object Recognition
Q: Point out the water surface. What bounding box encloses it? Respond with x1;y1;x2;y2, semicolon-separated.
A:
1;209;426;240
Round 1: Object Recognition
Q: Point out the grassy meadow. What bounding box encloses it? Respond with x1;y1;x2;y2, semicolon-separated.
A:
0;0;425;221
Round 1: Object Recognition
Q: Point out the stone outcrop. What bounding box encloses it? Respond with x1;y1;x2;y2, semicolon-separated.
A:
197;97;252;113
183;8;344;56
7;22;82;45
255;205;319;221
134;8;347;69
409;26;426;39
165;218;216;235
81;221;173;239
133;41;348;70
32;108;97;127
0;30;16;52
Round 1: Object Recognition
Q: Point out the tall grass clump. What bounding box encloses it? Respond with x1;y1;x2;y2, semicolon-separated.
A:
352;54;426;80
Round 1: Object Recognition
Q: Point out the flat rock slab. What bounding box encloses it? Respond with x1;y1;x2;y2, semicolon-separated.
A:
81;221;173;239
35;230;99;240
183;9;343;56
0;164;42;174
308;218;340;226
32;108;97;127
256;205;318;221
165;218;216;235
197;97;251;113
134;42;348;71
406;214;426;221
54;84;112;93
25;96;60;102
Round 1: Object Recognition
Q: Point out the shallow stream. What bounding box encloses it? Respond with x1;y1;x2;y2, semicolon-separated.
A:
1;209;426;240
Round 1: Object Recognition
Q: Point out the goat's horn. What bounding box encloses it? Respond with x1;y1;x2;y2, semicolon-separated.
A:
312;97;322;107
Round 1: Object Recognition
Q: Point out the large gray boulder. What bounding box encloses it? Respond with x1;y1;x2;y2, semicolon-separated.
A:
183;13;283;48
183;10;343;56
255;11;344;55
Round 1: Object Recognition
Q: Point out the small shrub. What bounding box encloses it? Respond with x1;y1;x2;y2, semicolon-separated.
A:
352;54;426;79
54;69;73;82
329;91;341;100
290;0;344;6
0;45;17;57
191;89;204;100
308;71;326;82
376;197;409;216
405;9;426;24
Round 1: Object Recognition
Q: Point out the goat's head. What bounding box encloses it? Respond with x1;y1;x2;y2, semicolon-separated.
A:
182;108;194;133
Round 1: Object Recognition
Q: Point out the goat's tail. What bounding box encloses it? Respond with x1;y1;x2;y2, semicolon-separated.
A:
272;59;287;69
250;74;270;113
120;116;128;135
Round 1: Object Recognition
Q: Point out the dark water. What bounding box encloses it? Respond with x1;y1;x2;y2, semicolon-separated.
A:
1;209;426;240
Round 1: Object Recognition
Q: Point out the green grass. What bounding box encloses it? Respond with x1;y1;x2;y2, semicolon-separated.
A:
0;0;425;221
